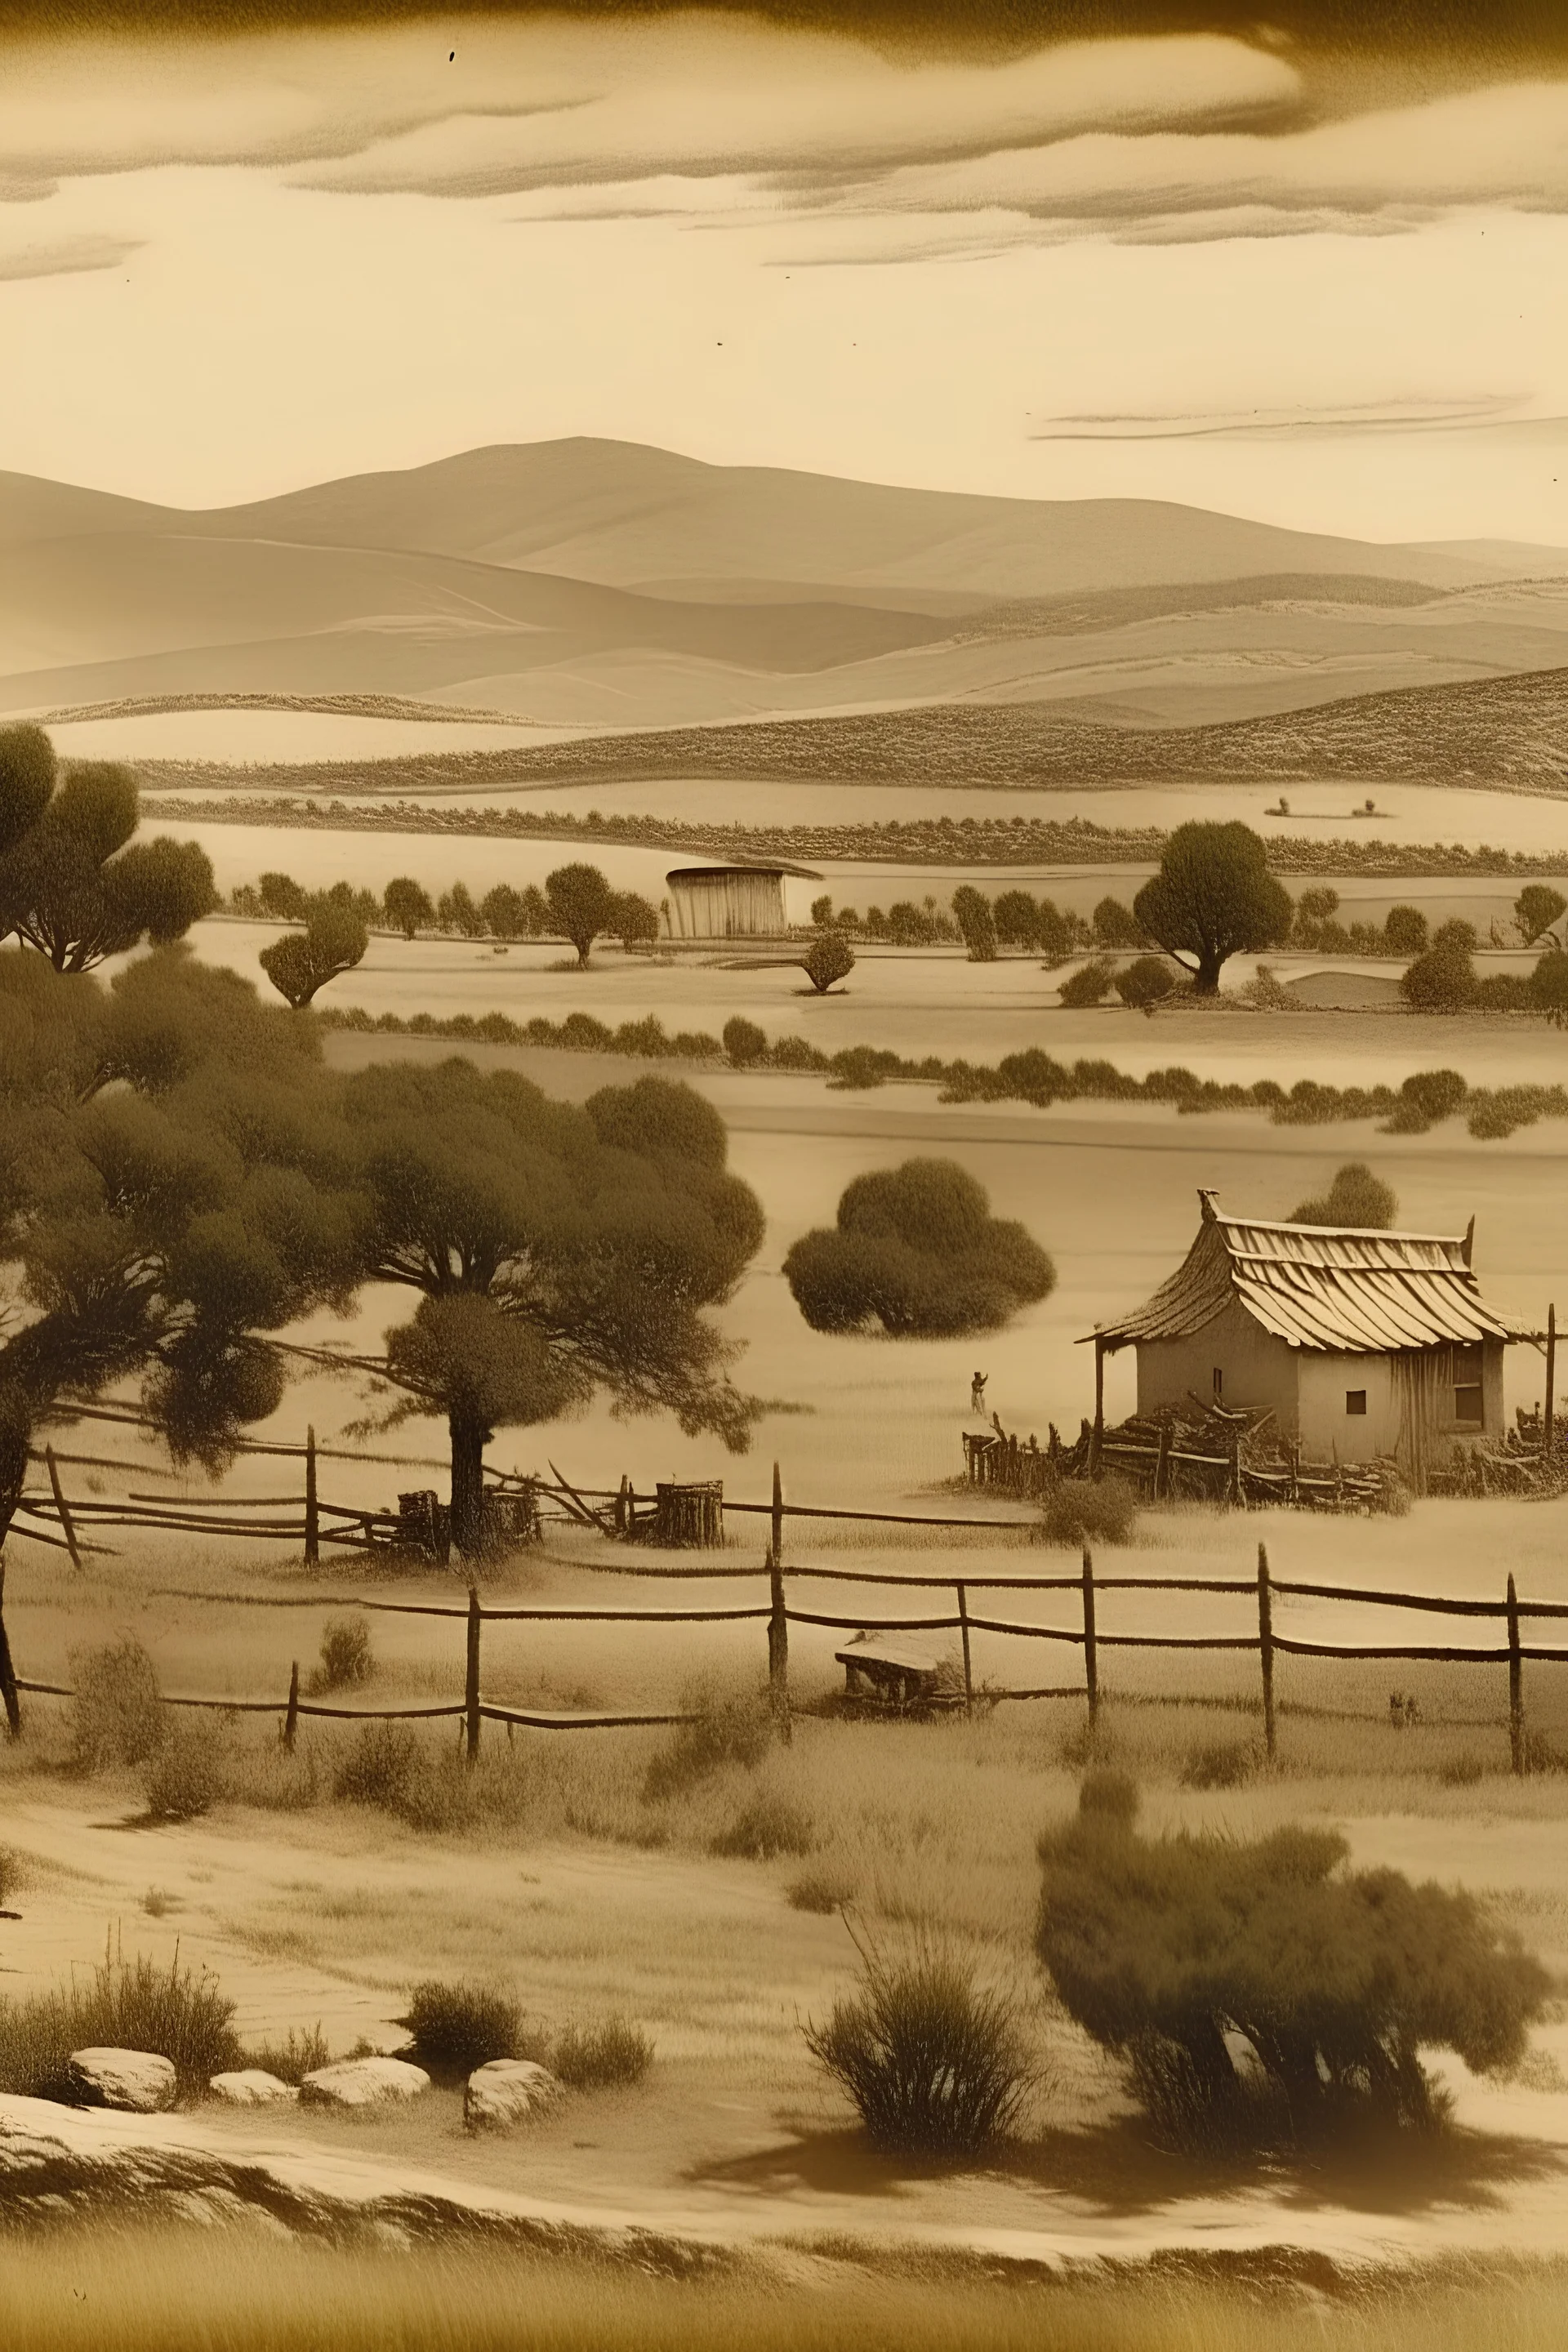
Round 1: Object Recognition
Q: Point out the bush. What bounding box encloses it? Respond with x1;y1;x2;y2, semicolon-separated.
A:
787;1859;858;1913
712;1788;815;1860
0;1949;240;2099
1290;1161;1397;1230
1092;896;1143;949
1057;956;1117;1008
1114;955;1176;1011
144;1718;225;1820
1401;925;1478;1012
552;2019;653;2090
783;1158;1054;1339
1036;1788;1550;2154
1383;1067;1468;1133
722;1015;768;1067
800;934;855;993
1383;904;1429;957
644;1688;773;1802
1039;1475;1139;1548
71;1637;163;1771
334;1722;421;1812
1181;1740;1257;1791
1530;949;1568;1027
804;1932;1036;2158
828;1045;894;1091
404;1980;528;2080
0;1846;21;1909
239;2024;331;2084
312;1616;373;1692
951;886;997;962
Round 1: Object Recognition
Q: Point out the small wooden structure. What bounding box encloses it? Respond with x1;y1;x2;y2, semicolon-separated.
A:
651;1480;724;1548
835;1632;952;1713
398;1489;451;1563
664;866;794;942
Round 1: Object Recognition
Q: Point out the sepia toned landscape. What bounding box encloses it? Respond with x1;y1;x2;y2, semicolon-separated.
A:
4;6;1568;2348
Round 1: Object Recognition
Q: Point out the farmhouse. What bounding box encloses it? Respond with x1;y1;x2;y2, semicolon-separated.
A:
664;864;802;941
1089;1190;1526;1489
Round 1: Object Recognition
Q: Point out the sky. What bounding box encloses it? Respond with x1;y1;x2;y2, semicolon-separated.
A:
2;10;1567;544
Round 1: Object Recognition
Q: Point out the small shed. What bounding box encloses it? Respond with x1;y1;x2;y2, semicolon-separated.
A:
665;865;803;942
1087;1190;1527;1490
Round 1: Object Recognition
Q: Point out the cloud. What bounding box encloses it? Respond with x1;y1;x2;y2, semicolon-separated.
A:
0;231;140;280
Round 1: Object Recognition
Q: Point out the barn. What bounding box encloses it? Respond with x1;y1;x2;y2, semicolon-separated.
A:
1088;1190;1526;1490
664;866;797;942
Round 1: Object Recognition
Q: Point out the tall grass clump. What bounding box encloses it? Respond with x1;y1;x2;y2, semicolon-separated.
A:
1037;1777;1550;2157
70;1637;163;1770
711;1786;814;1860
310;1616;373;1693
551;2019;653;2090
403;1980;529;2080
333;1721;421;1811
238;2025;331;2084
804;1929;1036;2159
643;1686;772;1802
1039;1475;1139;1547
0;1944;240;2098
144;1718;228;1820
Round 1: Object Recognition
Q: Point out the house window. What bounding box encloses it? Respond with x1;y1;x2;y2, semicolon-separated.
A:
1346;1390;1367;1416
1212;1367;1223;1401
1453;1344;1485;1428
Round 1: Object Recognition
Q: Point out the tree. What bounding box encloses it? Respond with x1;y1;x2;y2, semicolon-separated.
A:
723;1016;768;1067
546;863;617;967
810;895;834;928
1092;896;1143;948
1401;920;1478;1013
1132;822;1292;996
992;891;1040;951
259;893;368;1008
800;933;854;994
519;885;550;938
479;884;526;939
1;745;215;973
339;1063;765;1552
1530;948;1568;1029
1383;904;1429;957
951;886;996;963
1290;1162;1396;1229
258;872;308;921
439;882;486;938
1516;884;1567;945
0;953;365;1560
610;890;661;949
783;1159;1054;1337
385;877;435;940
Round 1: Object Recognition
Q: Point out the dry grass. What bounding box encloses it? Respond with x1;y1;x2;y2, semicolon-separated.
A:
7;2235;1568;2352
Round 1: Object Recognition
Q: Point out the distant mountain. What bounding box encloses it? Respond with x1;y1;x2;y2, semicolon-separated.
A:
5;439;1568;733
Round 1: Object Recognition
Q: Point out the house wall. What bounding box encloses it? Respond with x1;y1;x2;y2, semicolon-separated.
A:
1134;1302;1299;1434
666;871;787;940
1297;1350;1400;1463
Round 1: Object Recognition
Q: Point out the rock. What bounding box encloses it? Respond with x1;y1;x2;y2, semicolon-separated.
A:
207;2069;298;2107
298;2056;430;2110
463;2060;563;2133
66;2049;177;2113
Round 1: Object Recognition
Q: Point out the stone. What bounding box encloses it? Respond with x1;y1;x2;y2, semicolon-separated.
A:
207;2069;298;2106
66;2048;177;2113
298;2056;430;2109
463;2060;563;2133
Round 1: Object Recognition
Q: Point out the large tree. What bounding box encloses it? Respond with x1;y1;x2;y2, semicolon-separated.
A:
545;863;617;967
0;728;215;973
1133;822;1292;996
260;890;368;1008
338;1062;765;1551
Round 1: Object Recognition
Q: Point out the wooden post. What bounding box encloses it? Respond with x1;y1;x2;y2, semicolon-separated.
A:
44;1447;82;1573
1508;1572;1525;1778
1081;1546;1098;1731
771;1460;784;1573
304;1425;319;1566
1089;1337;1106;1481
1227;1432;1242;1508
1257;1543;1276;1763
283;1659;300;1753
466;1584;482;1766
1546;1304;1557;1457
0;1561;21;1740
768;1552;791;1747
957;1582;974;1718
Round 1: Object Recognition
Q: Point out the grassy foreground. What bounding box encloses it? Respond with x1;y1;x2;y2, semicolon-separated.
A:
6;2237;1568;2352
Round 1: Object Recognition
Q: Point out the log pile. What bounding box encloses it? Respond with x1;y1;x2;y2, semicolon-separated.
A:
967;1401;1400;1513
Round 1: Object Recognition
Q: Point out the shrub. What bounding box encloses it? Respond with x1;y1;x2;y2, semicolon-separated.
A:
644;1687;773;1801
800;934;855;993
145;1718;225;1820
1401;926;1478;1012
0;1846;21;1909
1036;1788;1550;2154
1093;896;1143;948
787;1859;858;1913
312;1616;373;1692
1290;1161;1397;1230
951;886;997;963
1039;1476;1139;1548
552;2019;653;2090
404;1980;527;2079
70;1637;163;1771
1384;1067;1468;1132
334;1722;421;1812
238;2024;331;2084
1114;955;1176;1011
804;1931;1036;2158
722;1015;768;1067
1181;1740;1257;1791
1383;904;1429;957
0;1948;240;2099
1057;956;1117;1008
783;1158;1054;1339
828;1045;893;1091
1530;949;1568;1028
712;1788;815;1860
